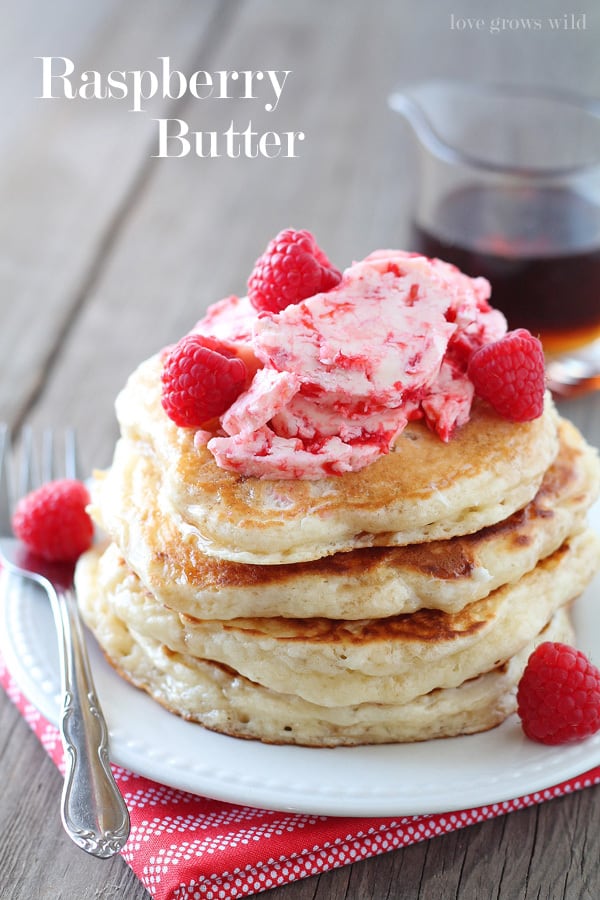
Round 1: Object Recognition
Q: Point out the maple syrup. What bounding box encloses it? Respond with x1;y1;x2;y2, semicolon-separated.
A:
412;185;600;352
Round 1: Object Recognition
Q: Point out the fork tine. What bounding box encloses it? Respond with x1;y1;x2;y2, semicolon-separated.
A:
24;428;39;494
19;426;37;497
0;424;12;535
41;428;54;485
38;427;79;482
64;428;78;481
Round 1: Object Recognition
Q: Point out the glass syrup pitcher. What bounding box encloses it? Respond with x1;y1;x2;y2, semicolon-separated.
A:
389;80;600;394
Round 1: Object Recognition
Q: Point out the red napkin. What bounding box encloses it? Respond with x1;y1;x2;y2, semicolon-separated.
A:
2;655;600;900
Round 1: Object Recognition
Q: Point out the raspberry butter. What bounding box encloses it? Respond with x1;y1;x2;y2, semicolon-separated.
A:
188;244;510;479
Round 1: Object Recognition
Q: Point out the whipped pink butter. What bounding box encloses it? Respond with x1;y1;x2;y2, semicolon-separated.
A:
191;251;507;479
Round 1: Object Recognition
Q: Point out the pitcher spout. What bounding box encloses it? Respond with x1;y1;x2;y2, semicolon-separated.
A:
388;81;463;165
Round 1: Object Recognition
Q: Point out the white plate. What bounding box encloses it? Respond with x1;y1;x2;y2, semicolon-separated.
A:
1;503;599;818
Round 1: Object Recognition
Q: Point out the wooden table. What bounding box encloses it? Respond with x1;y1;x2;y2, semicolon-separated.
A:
1;1;599;897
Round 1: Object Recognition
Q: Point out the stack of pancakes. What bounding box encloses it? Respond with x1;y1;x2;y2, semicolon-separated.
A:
75;353;600;746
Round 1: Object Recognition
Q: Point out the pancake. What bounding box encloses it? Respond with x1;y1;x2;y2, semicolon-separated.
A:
74;247;600;748
76;528;600;708
112;353;560;564
90;416;600;620
75;562;573;746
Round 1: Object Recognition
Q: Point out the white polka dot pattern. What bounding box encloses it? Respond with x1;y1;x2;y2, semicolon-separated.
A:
2;654;599;900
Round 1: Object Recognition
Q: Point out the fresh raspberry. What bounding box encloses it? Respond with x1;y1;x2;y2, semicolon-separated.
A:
161;333;248;427
12;479;94;563
247;228;341;313
517;642;600;745
467;328;545;422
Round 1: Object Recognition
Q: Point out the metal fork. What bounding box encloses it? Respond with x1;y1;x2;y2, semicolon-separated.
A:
0;425;130;858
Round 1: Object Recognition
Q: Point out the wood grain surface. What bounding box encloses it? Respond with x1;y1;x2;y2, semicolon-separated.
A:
1;1;599;898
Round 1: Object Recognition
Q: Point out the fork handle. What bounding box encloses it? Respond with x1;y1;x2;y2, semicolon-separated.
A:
49;585;130;858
